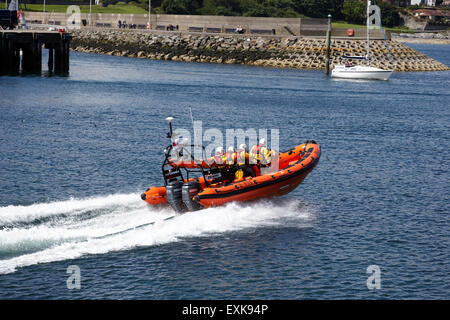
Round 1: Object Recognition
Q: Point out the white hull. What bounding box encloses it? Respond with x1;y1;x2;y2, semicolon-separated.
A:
330;1;393;81
331;65;393;81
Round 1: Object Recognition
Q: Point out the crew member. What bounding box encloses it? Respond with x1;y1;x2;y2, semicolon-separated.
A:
251;138;277;175
259;138;272;167
250;138;272;165
226;146;237;166
237;144;249;166
203;147;227;185
220;146;237;182
211;146;226;168
249;141;261;166
265;148;279;173
235;144;251;181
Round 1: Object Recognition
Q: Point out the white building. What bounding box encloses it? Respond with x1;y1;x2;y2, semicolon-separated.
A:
411;0;436;5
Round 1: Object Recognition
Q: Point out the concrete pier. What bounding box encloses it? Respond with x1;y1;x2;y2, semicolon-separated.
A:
0;30;71;73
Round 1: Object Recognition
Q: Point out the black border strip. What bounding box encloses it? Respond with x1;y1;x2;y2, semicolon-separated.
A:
0;300;437;317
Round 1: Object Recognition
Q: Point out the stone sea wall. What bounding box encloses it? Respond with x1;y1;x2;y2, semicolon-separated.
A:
70;29;450;72
391;31;450;45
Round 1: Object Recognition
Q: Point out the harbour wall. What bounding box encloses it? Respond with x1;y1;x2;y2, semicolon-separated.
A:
26;12;314;36
69;29;450;72
25;12;393;38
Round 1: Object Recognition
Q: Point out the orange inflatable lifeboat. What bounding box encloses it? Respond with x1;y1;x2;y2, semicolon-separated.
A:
141;118;320;212
194;141;320;208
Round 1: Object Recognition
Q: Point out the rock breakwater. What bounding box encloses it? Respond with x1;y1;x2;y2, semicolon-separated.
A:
392;31;450;45
70;29;449;72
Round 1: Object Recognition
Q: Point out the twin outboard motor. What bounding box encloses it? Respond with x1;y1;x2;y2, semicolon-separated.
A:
166;181;186;213
166;180;203;213
182;181;203;212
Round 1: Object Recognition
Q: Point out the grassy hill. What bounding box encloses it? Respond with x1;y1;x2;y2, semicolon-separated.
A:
20;1;412;32
22;2;148;14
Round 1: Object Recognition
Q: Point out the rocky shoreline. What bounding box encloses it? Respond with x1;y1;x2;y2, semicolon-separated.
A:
70;29;450;72
391;31;450;45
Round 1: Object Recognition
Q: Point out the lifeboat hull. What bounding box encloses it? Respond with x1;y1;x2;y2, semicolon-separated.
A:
141;141;320;209
196;168;312;208
141;186;167;205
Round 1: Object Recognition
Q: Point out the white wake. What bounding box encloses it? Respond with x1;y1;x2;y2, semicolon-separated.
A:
0;193;315;274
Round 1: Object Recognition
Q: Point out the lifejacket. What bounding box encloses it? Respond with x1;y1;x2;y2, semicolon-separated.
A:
249;145;261;164
260;146;272;166
226;152;237;165
270;149;278;163
234;168;244;181
214;154;225;165
237;151;249;166
264;150;279;169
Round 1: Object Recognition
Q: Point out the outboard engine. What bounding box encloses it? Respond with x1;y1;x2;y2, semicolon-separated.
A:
182;181;203;212
166;180;186;213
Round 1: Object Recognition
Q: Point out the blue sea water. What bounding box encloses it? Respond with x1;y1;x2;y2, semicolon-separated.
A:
0;43;449;299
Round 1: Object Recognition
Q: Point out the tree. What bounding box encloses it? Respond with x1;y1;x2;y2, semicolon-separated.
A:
161;0;202;14
330;0;346;20
341;0;400;27
378;1;400;27
198;0;242;16
294;0;339;18
341;0;365;24
242;0;299;17
161;0;188;14
197;0;218;15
